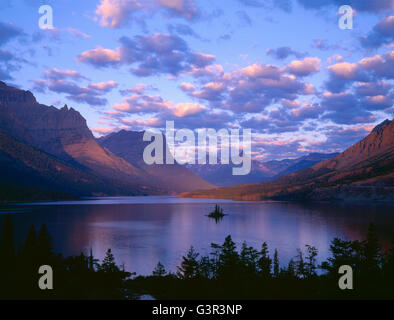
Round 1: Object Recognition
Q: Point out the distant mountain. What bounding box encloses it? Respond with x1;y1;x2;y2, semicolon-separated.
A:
98;130;214;193
182;120;394;201
185;153;338;186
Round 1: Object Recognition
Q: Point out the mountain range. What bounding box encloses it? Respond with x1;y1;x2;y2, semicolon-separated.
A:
98;130;213;193
185;152;339;187
1;81;392;202
182;119;394;201
0;81;211;201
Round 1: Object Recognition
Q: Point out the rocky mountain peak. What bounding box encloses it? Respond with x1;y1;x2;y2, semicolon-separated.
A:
372;119;391;134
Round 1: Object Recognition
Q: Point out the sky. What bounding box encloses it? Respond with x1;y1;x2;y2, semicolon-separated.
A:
0;0;393;161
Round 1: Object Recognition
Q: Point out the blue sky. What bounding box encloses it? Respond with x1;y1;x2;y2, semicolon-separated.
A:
0;0;393;160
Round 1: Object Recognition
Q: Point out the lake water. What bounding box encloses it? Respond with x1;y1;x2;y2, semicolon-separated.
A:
1;196;394;275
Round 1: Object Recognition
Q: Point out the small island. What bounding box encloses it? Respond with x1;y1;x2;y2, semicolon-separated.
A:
207;204;227;222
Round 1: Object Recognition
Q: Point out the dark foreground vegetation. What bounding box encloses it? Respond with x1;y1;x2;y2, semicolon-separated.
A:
0;182;76;203
0;215;393;300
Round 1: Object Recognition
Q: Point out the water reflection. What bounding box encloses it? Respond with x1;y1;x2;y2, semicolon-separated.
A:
1;197;394;276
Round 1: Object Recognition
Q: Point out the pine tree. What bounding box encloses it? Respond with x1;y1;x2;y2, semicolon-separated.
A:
287;259;296;278
258;242;272;278
363;222;381;274
177;246;200;279
37;224;53;260
199;255;213;279
295;249;306;278
240;242;259;274
152;262;167;277
321;238;354;275
273;249;280;278
217;235;240;279
305;245;318;277
100;248;119;273
88;248;99;271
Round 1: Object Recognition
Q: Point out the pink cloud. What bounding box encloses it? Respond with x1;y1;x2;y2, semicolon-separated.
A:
42;68;88;80
240;64;280;78
89;80;118;91
327;62;360;79
95;0;199;28
92;127;115;134
122;117;164;128
95;0;141;28
179;82;196;92
77;46;121;67
286;57;321;76
172;102;205;117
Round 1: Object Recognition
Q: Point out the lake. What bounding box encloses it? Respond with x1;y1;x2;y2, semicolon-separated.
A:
1;196;394;275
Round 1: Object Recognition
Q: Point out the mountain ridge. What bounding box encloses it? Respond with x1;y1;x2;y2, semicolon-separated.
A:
181;119;394;201
185;152;339;186
98;129;214;193
0;81;210;199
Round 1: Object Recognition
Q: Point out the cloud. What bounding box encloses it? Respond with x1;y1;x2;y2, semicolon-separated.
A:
266;46;307;60
179;82;196;92
297;0;394;13
0;22;23;46
120;83;158;95
78;33;215;77
324;51;394;92
95;0;143;28
0;24;27;81
361;16;394;49
239;0;393;14
77;46;122;67
325;62;368;92
34;74;118;106
355;81;391;96
189;52;215;67
286;57;321;76
92;127;116;135
237;0;293;12
167;23;201;39
320;91;376;124
327;62;362;80
158;0;199;20
358;51;394;79
183;60;318;114
316;125;373;152
311;39;343;51
95;0;199;28
241;100;323;134
172;102;205;117
363;95;393;110
112;89;205;118
112;92;173;113
240;64;281;78
42;68;89;81
191;81;227;100
66;28;92;39
89;80;118;92
0;26;28;79
121;117;164;130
